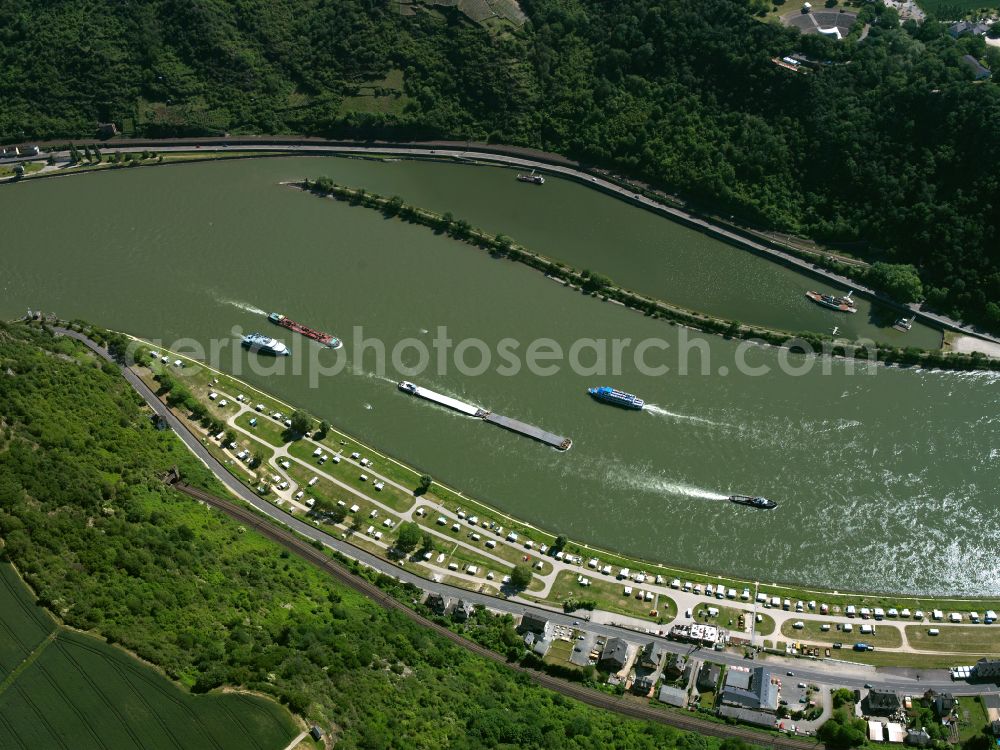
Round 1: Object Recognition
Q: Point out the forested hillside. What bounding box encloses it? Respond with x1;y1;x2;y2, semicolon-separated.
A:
0;321;726;748
1;0;998;329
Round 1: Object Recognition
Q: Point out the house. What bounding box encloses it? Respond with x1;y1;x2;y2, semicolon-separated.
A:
664;653;688;680
523;630;551;657
961;54;992;80
864;689;901;716
974;658;1000;679
452;600;472;622
990;720;1000;737
658;685;688;707
517;613;551;636
697;662;721;692
905;728;932;747
96;122;118;139
309;726;324;741
639;641;668;670
923;690;957;718
632;674;656;696
868;721;886;742
948;20;990;37
886;722;907;743
425;593;451;615
598;637;629;672
717;705;775;728
719;666;778;712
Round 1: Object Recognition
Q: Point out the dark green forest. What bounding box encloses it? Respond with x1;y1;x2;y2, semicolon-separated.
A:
1;0;998;329
0;321;725;748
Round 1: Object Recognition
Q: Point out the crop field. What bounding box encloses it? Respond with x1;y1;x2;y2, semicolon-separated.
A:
0;563;55;679
0;565;297;750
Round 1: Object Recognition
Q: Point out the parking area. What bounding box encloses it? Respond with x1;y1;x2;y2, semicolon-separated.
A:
777;677;831;735
570;631;601;667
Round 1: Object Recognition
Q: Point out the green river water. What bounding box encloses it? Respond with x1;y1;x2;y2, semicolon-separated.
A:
2;156;997;595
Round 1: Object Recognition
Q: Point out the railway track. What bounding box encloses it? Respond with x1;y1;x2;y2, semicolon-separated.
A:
170;480;819;750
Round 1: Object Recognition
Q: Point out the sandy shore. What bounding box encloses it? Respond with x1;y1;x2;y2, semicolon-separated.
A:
950;334;1000;358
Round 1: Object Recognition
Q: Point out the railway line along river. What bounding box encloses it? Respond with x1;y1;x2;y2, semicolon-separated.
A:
2;156;997;595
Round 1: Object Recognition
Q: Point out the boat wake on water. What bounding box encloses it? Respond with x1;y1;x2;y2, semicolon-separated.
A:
643;403;724;426
604;465;728;501
219;297;267;316
352;367;398;386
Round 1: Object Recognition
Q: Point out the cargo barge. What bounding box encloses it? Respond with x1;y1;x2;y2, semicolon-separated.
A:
516;170;545;185
805;290;857;313
268;312;342;349
397;381;570;450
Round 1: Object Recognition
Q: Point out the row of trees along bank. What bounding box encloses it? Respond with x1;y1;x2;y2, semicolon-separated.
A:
302;177;999;373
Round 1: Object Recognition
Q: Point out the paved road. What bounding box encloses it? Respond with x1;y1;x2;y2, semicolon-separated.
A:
55;328;1000;702
28;136;998;346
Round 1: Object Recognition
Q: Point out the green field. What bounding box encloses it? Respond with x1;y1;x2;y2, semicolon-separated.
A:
0;563;297;750
0;564;55;679
780;618;903;648
905;625;1000;654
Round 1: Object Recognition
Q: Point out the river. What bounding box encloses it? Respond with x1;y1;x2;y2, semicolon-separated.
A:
2;156;996;595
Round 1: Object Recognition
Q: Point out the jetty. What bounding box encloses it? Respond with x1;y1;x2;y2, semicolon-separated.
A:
398;381;570;450
483;413;572;451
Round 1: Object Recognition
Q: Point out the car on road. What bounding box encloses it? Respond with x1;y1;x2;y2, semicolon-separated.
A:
864;683;873;689
787;671;795;676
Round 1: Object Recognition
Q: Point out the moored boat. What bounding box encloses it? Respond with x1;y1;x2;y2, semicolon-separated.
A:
587;386;645;410
268;312;342;349
516;170;545;185
729;494;777;510
242;333;290;356
893;317;914;332
805;290;857;313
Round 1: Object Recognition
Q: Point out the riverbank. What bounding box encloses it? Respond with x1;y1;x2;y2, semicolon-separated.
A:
56;319;1000;621
98;320;1000;667
298;178;999;373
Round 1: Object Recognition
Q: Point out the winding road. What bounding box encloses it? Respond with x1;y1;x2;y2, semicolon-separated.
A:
53;327;1000;724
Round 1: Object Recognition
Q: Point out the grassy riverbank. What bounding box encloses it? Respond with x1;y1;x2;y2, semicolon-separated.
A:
69;320;1000;634
300;178;999;372
2;321;730;748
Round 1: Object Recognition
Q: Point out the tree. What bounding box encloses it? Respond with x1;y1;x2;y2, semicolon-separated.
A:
394;522;422;554
416;474;432;496
817;709;867;748
317;420;329;438
554;534;567;550
420;531;434;552
509;564;532;590
250;450;265;468
865;262;924;303
289;410;310;436
384;195;404;216
831;688;854;708
224;429;236;446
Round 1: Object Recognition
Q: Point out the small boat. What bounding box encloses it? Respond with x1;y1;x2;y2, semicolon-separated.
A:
730;494;777;510
516;170;545;185
398;380;418;394
241;333;290;356
587;386;644;410
805;290;857;313
893;317;914;332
